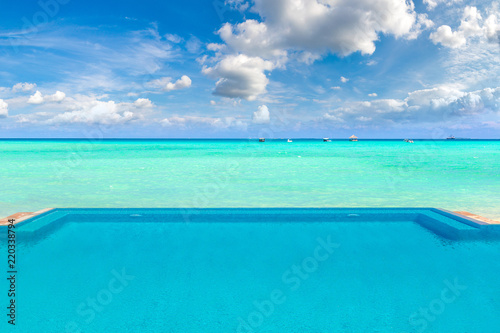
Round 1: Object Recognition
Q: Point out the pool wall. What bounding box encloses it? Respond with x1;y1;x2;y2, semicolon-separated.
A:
2;208;500;243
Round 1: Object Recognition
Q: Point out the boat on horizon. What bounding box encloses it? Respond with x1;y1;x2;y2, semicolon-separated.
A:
259;138;265;142
287;139;293;143
446;135;471;140
349;135;358;142
323;138;331;142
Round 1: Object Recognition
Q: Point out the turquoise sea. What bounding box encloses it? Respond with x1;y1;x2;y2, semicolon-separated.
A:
0;139;499;220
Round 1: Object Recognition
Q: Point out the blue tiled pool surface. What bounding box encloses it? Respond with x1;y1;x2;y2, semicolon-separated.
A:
1;208;500;332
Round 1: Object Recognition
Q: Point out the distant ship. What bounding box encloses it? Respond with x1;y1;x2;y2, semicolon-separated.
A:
323;138;331;142
259;138;265;142
445;135;471;140
287;139;293;143
349;135;358;142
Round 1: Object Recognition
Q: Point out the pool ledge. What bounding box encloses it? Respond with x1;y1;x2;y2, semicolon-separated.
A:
1;208;499;227
452;211;500;225
2;208;500;242
0;208;54;226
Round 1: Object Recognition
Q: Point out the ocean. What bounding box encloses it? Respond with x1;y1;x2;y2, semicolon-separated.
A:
0;139;499;220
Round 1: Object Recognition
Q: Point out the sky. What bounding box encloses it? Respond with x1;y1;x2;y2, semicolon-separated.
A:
0;0;499;138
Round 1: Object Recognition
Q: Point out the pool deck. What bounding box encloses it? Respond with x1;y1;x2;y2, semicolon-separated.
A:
0;208;54;226
0;208;499;226
453;211;500;225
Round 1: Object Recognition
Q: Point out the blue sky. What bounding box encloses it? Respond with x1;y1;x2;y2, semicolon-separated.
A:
0;0;499;138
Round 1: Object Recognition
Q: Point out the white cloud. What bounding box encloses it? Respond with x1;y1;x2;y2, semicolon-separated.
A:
323;85;500;125
218;20;287;59
133;98;153;108
406;86;500;115
368;93;378;97
46;91;66;102
210;100;217;105
206;0;432;100
460;6;483;38
218;0;425;59
430;25;466;48
0;99;8;118
46;101;136;125
405;86;463;109
26;90;66;104
252;105;270;124
12;82;36;92
16;95;153;125
149;75;192;92
202;54;274;100
430;6;500;48
331;86;341;90
166;75;192;91
484;8;500;42
27;91;44;104
340;76;349;83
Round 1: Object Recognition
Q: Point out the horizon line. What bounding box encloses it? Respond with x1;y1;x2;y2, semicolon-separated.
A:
1;138;499;140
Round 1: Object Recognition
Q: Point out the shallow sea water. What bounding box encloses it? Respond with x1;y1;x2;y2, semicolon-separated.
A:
0;139;499;220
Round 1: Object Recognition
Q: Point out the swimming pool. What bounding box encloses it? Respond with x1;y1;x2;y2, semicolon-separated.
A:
1;208;500;332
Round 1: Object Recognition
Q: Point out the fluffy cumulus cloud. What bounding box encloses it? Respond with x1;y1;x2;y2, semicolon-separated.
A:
252;105;270;124
148;75;192;92
133;98;154;108
217;20;287;60
27;91;44;104
17;96;153;125
165;75;192;91
430;25;466;48
0;99;8;118
46;91;66;102
45;101;132;125
205;0;431;100
218;0;428;58
202;54;274;100
12;82;36;92
431;6;500;48
322;86;500;125
27;90;66;104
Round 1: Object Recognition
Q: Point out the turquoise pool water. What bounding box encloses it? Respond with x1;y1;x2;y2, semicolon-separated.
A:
0;139;499;220
1;208;500;332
